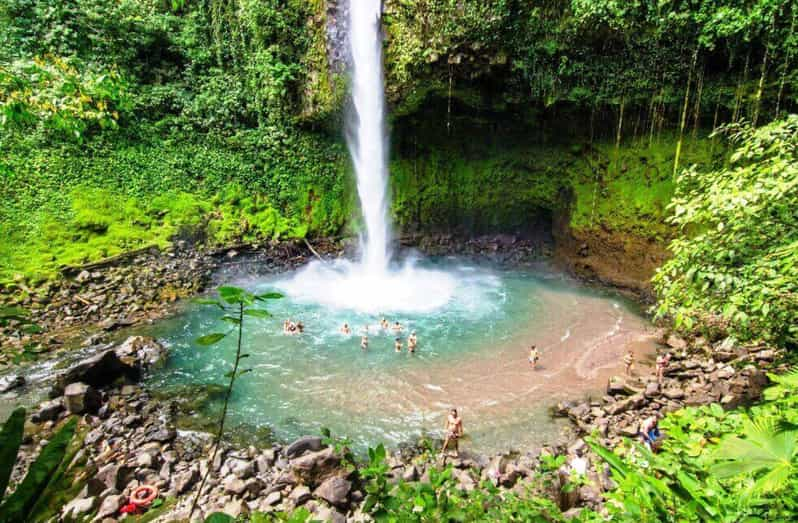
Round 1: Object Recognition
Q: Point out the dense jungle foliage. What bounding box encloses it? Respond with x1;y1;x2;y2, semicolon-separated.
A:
3;0;798;284
2;1;798;522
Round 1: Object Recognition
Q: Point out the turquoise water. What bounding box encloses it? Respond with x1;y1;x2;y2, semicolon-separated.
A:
144;258;653;453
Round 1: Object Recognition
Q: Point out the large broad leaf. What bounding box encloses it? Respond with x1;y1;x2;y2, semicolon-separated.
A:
0;407;25;499
196;333;226;346
0;417;77;522
218;286;246;304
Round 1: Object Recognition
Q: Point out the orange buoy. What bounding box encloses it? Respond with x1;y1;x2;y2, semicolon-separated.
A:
130;484;159;507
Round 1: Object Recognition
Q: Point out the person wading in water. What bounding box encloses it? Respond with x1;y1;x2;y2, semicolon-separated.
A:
442;408;464;457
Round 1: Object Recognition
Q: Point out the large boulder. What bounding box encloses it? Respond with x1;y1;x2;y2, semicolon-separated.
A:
64;382;101;414
0;374;24;393
291;447;340;486
31;398;64;423
286;436;323;458
313;476;351;508
115;336;168;371
54;348;136;395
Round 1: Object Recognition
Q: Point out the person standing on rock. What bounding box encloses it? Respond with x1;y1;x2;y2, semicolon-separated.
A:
656;353;671;384
442;408;464;457
623;350;635;376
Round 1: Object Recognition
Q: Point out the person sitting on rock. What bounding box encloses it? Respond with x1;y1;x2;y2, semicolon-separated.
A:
408;331;418;353
623;350;635;376
394;337;403;352
656;353;671;384
528;345;540;369
442;408;464;457
640;414;663;452
392;321;403;333
340;323;351;335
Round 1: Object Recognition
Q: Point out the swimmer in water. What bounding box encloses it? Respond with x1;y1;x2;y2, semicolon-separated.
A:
295;321;304;334
340;323;351;335
395;337;403;352
408;331;418;353
361;334;369;350
380;317;389;330
392;321;403;333
528;345;539;369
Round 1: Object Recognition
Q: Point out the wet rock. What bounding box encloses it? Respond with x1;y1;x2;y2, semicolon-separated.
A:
64;382;101;414
313;476;351;508
0;374;24;393
31;398;64;422
228;457;255;479
644;382;660;398
286;435;323;458
115;336;168;371
55;349;136;394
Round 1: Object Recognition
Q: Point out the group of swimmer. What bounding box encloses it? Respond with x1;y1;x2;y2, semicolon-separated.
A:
340;317;419;353
282;319;304;335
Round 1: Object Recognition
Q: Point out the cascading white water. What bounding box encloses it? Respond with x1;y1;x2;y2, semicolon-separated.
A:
277;0;464;313
347;0;390;273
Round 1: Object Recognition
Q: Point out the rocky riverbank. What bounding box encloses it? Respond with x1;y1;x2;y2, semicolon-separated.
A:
5;325;782;522
0;240;345;369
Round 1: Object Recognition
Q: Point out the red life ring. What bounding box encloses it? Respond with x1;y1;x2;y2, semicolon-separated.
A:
131;484;159;507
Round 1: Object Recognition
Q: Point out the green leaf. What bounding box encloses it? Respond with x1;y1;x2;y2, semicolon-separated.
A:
194;298;223;307
0;417;77;522
196;333;226;346
255;291;284;301
0;408;25;499
221;315;241;324
218;286;245;304
243;309;271;318
204;513;235;523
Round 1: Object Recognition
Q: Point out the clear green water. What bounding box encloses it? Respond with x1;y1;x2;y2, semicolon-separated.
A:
143;258;654;454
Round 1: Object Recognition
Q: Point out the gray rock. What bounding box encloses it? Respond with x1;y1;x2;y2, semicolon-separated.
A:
56;349;136;393
228;457;255;479
96;462;129;491
64;382;101;414
96;494;125;519
644;382;660;398
172;468;199;495
223;475;247;496
222;498;249;518
286;435;323;458
32;398;64;422
291;447;340;486
313;505;347;523
289;485;312;506
0;374;24;393
313;476;351;507
666;334;687;350
262;491;282;507
115;336;168;371
62;496;96;519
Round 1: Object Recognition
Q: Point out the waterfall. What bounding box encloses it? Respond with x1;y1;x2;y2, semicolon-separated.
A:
347;0;390;274
277;0;460;314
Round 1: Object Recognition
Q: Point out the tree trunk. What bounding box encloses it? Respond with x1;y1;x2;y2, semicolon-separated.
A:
753;45;770;127
674;46;699;178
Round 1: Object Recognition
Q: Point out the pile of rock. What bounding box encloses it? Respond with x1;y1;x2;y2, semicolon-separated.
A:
559;334;781;446
405;233;551;263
